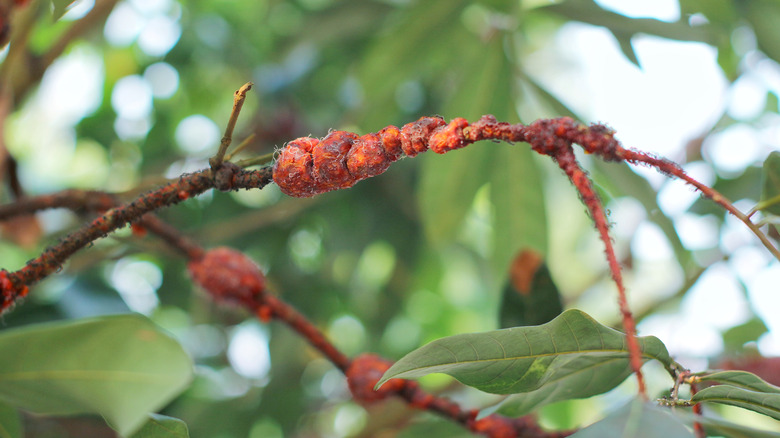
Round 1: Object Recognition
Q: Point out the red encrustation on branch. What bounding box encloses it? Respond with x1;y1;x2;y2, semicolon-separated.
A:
1;77;740;433
188;245;570;438
273;114;651;394
2;77;773;409
0;164;273;312
270;113;780;396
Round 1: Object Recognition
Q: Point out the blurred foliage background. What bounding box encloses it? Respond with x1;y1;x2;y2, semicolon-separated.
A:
1;0;780;436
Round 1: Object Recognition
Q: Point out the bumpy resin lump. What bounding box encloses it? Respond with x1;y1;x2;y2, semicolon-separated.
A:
272;114;624;198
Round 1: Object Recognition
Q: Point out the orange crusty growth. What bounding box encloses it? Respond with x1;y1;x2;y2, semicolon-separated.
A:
0;270;28;313
346;354;407;403
188;247;265;306
274;115;470;197
272;115;625;198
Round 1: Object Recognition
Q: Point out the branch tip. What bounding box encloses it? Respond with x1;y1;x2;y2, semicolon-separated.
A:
211;82;255;169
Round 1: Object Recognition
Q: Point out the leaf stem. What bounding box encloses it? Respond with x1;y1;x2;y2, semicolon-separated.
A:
235;152;275;168
224;132;257;161
747;193;780;218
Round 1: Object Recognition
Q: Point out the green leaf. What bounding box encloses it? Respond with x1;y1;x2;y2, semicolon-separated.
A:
499;251;562;328
377;309;672;396
611;31;640;67
679;0;737;25
418;27;529;263
51;0;79;21
723;318;769;351
759;151;780;216
417;146;493;247
0;314;193;436
673;407;780;438
493;356;636;417
356;0;467;128
398;417;476;438
692;383;780;421
540;0;714;45
489;145;548;275
716;40;741;81
437;32;514;122
0;403;22;438
130;414;190;438
697;370;780;394
571;400;694;438
580;398;780;438
767;92;779;115
741;0;780;66
519;71;579;119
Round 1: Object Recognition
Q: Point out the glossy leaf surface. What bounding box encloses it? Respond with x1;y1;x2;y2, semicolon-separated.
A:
574;399;780;438
378;309;672;395
722;318;769;352
492;355;636;417
673;407;780;438
130;414;190;438
698;370;780;394
51;0;79;21
571;401;693;438
692;384;780;421
693;370;780;421
742;0;780;66
417;24;547;278
499;250;562;329
0;314;193;436
760;151;780;216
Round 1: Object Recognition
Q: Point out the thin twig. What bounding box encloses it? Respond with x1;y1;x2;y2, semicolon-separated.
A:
615;150;780;260
41;0;120;69
0;166;273;310
9;0;119;105
210;82;254;169
138;214;204;260
0;0;38;91
235;151;275;168
223;132;257;161
198;198;318;244
0;187;204;259
255;293;351;372
245;286;570;437
0;189;118;220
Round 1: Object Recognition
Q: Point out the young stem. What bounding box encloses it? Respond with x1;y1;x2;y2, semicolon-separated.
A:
0;189;118;220
224;132;257;161
619;150;780;260
2;166;272;307
7;170;213;287
210;82;253;169
748;194;780;218
249;290;569;437
235;152;275;168
256;294;351;372
139;214;205;260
